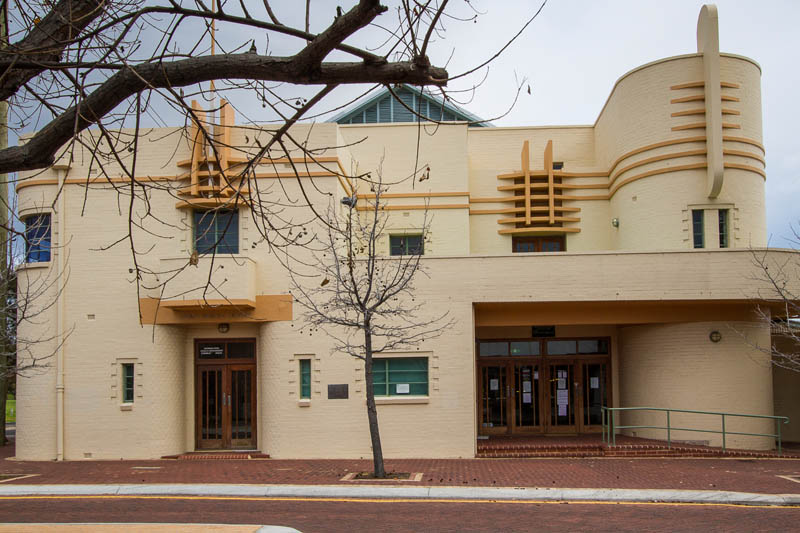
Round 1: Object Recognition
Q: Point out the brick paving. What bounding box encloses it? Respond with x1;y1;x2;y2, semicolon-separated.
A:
3;440;800;495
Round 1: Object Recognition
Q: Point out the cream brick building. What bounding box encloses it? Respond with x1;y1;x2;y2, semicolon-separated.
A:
13;5;800;460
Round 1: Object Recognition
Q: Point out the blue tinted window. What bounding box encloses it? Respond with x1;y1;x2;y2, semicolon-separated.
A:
194;210;238;254
25;214;51;263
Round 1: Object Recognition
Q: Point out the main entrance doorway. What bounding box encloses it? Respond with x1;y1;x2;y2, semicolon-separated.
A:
477;338;610;435
195;339;257;450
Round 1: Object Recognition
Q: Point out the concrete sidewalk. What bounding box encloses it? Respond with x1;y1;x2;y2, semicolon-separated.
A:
1;482;799;507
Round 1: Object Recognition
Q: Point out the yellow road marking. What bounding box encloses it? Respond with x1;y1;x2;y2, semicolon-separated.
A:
0;495;797;510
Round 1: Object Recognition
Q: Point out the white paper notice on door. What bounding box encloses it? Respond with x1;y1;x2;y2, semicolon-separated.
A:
523;393;532;404
590;377;600;389
490;379;499;391
557;389;569;405
557;378;566;389
523;381;532;393
534;371;539;379
558;405;567;416
396;383;410;394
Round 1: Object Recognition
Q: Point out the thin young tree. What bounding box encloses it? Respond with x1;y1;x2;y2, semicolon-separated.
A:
288;169;450;478
748;225;800;372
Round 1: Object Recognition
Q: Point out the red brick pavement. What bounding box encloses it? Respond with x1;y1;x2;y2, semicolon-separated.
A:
2;440;800;495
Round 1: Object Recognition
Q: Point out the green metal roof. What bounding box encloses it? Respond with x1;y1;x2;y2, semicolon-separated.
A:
330;85;491;127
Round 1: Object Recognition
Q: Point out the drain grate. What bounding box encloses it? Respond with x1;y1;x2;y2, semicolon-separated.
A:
777;475;800;484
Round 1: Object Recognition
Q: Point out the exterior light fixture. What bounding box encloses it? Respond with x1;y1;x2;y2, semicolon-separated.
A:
709;330;722;343
611;218;619;228
218;323;230;334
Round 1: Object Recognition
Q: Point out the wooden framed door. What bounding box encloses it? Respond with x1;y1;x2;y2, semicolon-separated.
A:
511;361;542;433
479;364;509;435
578;359;610;433
545;361;578;433
195;339;257;450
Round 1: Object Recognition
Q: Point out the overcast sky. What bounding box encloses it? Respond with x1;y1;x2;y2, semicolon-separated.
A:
321;0;799;247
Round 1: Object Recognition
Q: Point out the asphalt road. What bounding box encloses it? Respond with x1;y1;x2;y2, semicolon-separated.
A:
1;496;798;532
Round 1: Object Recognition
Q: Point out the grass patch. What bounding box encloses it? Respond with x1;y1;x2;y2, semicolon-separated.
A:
5;400;14;423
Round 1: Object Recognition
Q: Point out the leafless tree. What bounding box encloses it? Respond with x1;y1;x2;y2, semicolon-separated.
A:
288;168;451;478
0;212;69;445
749;225;800;372
0;0;544;316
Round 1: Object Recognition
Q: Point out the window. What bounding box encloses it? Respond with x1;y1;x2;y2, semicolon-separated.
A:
512;236;564;253
122;363;135;403
691;210;704;249
718;209;729;248
24;214;51;263
299;359;311;399
389;234;423;256
194;210;238;254
373;357;428;396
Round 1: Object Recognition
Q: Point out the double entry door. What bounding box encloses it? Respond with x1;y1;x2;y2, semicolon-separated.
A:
195;339;257;450
479;358;609;435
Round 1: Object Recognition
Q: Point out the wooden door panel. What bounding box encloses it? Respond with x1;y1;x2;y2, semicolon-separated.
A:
229;365;257;449
197;366;225;449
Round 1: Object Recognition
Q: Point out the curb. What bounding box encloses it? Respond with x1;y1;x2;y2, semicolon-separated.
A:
0;484;798;506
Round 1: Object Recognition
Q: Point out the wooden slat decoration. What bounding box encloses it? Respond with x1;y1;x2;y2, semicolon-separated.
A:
189;100;206;197
498;227;581;235
545;140;554;225
669;81;740;90
470;206;581;215
522;140;531;225
218;99;234;196
497;216;581;225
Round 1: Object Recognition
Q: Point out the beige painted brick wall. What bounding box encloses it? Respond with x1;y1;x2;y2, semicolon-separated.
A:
618;321;774;450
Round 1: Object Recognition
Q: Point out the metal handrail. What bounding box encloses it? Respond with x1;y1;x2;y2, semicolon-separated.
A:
601;406;790;456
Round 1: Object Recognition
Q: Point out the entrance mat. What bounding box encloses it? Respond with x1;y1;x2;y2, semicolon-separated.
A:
163;452;270;460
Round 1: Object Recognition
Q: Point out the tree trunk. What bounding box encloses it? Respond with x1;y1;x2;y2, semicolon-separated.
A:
363;327;385;478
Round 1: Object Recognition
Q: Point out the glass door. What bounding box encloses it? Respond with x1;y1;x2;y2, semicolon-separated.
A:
580;361;609;432
513;363;541;431
546;363;577;432
479;365;509;434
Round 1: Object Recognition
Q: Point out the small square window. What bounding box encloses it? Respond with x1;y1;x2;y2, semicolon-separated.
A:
194;210;238;254
692;210;704;249
24;214;51;263
122;363;135;403
299;359;311;399
389;235;423;256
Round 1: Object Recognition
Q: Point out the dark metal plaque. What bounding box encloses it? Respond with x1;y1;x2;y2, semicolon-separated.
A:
327;384;349;399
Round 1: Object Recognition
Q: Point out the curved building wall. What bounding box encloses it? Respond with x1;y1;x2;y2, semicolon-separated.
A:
595;54;765;251
619;321;774;450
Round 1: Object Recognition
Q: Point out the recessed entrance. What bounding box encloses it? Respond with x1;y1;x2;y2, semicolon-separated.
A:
195;339;257;450
477;337;610;435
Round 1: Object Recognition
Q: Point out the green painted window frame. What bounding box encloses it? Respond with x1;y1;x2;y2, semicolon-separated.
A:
372;357;428;397
122;363;135;403
389;235;423;256
299;359;311;399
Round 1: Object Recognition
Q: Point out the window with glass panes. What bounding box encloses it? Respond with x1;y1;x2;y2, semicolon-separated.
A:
718;209;729;248
24;214;51;263
299;359;311;399
194;210;238;254
389;235;423;256
691;210;704;249
373;357;428;396
122;363;135;403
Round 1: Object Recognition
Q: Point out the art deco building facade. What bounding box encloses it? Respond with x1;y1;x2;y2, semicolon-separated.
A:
14;5;799;460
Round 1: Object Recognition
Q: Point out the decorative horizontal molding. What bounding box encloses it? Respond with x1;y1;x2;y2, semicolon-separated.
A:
722;135;764;152
607;136;707;177
671;122;707;131
356;192;468;199
610;162;708;198
723;162;766;179
671;94;705;104
498;227;581;235
609;149;707;187
355;204;468;211
669;81;740;90
175;197;250;209
670;108;741;117
470;206;581;215
497;216;581;225
723;149;765;165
